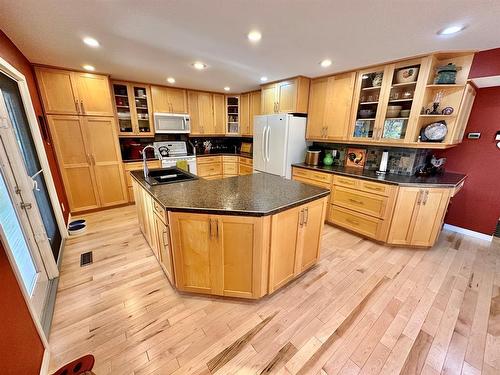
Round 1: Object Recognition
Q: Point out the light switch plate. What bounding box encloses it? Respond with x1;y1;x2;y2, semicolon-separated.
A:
467;132;481;139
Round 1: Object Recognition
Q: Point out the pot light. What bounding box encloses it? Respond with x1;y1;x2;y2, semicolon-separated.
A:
83;37;100;47
247;30;262;43
82;64;95;71
260;76;268;82
192;61;207;70
224;86;230;91
437;25;466;35
167;77;176;84
320;59;332;68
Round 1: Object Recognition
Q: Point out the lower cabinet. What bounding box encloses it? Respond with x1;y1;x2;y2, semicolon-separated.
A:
387;187;451;247
268;198;326;293
153;211;174;285
169;212;269;298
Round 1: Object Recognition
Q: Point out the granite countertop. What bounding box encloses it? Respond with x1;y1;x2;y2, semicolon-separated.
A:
131;171;329;216
197;152;252;159
292;163;466;188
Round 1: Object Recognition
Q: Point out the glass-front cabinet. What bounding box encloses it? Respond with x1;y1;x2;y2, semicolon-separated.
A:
112;81;154;137
226;96;240;134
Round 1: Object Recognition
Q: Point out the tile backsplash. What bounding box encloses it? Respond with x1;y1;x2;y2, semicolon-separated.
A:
312;142;430;175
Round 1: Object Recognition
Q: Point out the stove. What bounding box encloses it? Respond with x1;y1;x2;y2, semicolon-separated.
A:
153;141;197;175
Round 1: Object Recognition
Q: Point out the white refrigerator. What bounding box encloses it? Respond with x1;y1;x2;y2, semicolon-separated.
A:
253;114;308;179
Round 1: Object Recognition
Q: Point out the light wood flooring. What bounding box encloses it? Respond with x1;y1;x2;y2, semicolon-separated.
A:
48;205;500;374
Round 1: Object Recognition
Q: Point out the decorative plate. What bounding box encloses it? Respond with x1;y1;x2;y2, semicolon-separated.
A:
421;121;448;142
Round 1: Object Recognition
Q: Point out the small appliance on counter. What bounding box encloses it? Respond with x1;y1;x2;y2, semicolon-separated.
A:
415;155;446;176
305;149;321;166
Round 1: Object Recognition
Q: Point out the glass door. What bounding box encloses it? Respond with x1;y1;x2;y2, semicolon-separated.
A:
132;85;153;135
113;83;134;135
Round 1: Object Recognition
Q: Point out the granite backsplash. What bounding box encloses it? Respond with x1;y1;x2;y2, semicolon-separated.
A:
312;142;430;175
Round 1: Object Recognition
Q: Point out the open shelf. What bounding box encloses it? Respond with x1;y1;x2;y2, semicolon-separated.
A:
426;84;465;89
361;86;382;91
388;99;413;103
391;82;417;88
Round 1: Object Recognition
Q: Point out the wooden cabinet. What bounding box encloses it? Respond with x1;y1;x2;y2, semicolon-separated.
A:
151;86;187;113
197;156;223;179
154;210;174;285
222;155;238;177
388;187;451;247
238;156;253;175
291;167;333;190
112;81;154;137
35;67;113;116
260;77;310;114
269;198;327;292
123;160;161;202
188;91;224;135
169;212;268;298
47;115;127;212
239;91;261;136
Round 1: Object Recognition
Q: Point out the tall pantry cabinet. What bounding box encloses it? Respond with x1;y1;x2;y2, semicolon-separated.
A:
35;67;127;213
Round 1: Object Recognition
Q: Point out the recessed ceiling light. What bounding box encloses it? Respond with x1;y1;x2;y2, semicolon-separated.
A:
167;77;176;84
260;76;268;82
192;61;207;70
224;86;230;91
83;37;100;48
247;30;262;43
437;25;466;35
320;59;332;68
82;64;95;71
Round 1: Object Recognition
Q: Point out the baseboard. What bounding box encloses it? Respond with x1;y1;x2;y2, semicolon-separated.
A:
40;348;50;375
443;224;493;242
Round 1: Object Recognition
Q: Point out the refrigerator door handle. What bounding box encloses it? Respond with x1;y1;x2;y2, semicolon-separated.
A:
266;126;271;162
261;125;267;163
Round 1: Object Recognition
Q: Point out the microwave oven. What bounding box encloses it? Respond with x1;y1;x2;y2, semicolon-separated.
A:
154;113;190;134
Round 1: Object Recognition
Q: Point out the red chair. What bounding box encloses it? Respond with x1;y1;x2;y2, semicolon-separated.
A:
51;354;95;375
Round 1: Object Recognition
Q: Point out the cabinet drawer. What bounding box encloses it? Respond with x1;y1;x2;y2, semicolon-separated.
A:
359;180;391;196
332;187;388;218
292;175;331;190
239;157;253;166
333;175;359;189
197;156;221;164
152;199;167;224
197;162;222;177
329;205;383;240
223;162;238;175
292;167;333;185
222;155;238;163
239;164;253;175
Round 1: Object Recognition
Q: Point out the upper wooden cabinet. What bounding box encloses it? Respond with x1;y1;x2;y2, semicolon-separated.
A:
306;72;356;140
151;85;188;113
35;67;114;116
188;91;224;135
261;77;310;115
240;91;261;136
112;81;154;137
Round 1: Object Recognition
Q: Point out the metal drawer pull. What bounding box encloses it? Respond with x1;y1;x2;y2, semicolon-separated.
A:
75;100;80;113
417;189;424;205
304;207;309;224
364;185;382;191
348;198;364;205
299;209;304;227
345;218;359;225
422;190;429;205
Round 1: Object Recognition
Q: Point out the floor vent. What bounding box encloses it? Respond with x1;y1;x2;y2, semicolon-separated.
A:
80;251;93;267
495;221;500;238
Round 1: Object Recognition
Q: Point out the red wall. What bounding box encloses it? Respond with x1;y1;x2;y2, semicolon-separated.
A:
0;240;45;375
469;47;500;78
0;30;69;223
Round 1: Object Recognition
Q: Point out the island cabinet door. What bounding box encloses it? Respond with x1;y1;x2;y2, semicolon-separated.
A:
217;215;270;299
153;213;174;285
169;212;216;295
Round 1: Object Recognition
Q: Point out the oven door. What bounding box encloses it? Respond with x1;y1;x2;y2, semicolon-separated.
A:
154;113;190;133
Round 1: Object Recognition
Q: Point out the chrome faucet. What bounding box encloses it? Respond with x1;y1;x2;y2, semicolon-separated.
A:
141;145;157;179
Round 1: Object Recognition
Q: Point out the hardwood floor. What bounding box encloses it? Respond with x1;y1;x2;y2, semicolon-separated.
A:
48;205;500;374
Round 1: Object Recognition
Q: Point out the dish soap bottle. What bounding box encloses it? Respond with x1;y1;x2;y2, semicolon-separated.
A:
323;152;334;166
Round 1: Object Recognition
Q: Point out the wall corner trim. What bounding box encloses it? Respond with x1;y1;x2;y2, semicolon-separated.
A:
443;223;493;242
40;348;50;375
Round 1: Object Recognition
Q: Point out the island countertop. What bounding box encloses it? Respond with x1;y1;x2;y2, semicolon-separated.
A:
292;163;466;188
131;171;330;216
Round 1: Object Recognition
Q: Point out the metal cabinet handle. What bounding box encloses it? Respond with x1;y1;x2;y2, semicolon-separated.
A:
80;100;85;114
75;100;80;114
348;198;364;205
299;208;304;227
216;220;219;237
304;207;309;225
162;229;170;248
20;202;32;210
422;190;429;205
91;154;96;165
209;218;212;237
417;189;424;205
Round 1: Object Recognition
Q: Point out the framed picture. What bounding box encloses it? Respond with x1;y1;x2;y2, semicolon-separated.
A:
345;148;367;168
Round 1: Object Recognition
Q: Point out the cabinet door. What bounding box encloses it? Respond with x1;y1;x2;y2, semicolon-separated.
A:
240;93;250;136
387;187;419;246
295;199;326;273
268;206;301;292
410;189;450;247
198;92;215;134
169;212;216;294
74;73;114;116
154;213;175;284
83;117;128;207
151;85;171;112
217;215;267;298
325;72;356;140
35;68;79;115
167;88;188;113
249;91;261;135
277;79;297;113
261;84;277;114
46;115;100;212
306;77;328;139
452;83;476;143
187;91;202;134
213;93;226;135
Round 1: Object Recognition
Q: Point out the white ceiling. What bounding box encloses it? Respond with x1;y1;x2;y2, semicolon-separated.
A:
1;0;500;93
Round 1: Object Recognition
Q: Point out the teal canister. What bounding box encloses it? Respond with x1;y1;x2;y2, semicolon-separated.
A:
323;152;334;166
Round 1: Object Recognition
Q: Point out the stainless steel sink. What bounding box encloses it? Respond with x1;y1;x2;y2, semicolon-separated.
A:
144;167;197;185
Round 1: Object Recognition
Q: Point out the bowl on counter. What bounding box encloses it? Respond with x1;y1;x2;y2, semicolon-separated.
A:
386;105;402;118
358;109;375;119
396;67;419;83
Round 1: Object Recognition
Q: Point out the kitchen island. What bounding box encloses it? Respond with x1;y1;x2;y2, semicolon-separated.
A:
131;171;329;299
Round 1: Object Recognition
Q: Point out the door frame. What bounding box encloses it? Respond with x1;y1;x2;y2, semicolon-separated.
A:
0;57;67;263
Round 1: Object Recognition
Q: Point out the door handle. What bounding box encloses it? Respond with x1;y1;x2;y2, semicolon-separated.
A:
209;218;212;237
261;126;266;163
20;202;32;210
304;207;309;225
75;100;80;114
216;220;219;238
417;189;423;205
422;190;429;205
265;126;271;162
80;100;85;114
299;208;304;227
91;154;96;165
